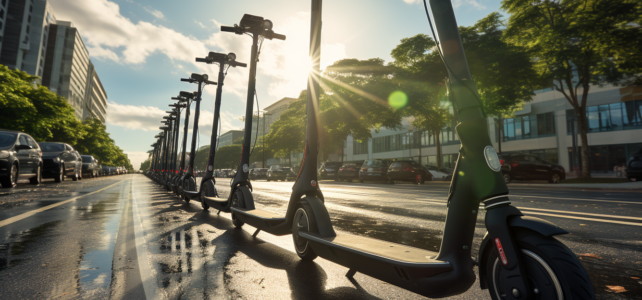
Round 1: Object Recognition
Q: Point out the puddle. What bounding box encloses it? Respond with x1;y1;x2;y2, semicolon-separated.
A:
77;196;123;297
0;220;62;270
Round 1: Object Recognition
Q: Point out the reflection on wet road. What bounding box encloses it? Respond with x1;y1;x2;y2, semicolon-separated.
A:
1;174;641;299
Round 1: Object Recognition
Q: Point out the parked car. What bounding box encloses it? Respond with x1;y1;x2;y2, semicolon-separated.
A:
338;163;360;182
249;168;268;180
287;166;300;181
81;155;100;178
426;165;453;181
387;160;433;184
499;153;566;183
102;165;112;175
0;130;43;188
358;159;392;183
267;165;290;181
318;162;342;180
110;166;119;175
39;142;82;182
626;149;642;182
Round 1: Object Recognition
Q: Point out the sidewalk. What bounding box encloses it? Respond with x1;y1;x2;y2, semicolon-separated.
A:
508;181;642;191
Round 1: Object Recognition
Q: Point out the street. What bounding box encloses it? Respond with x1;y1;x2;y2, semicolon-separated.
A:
1;174;641;299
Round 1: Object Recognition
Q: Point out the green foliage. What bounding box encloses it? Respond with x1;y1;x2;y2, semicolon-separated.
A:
140;158;151;171
0;64;132;171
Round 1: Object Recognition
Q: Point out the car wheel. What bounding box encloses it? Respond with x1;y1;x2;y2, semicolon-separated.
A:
72;169;79;181
548;172;561;184
503;173;511;184
55;165;64;183
1;163;18;188
30;165;42;185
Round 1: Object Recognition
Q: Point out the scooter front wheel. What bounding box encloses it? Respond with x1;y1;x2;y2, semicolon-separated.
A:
292;201;318;261
231;190;245;228
485;229;594;300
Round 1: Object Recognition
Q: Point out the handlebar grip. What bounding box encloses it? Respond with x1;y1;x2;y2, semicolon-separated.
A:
221;26;236;33
232;61;247;68
195;57;208;63
181;78;191;82
272;33;286;40
205;80;217;85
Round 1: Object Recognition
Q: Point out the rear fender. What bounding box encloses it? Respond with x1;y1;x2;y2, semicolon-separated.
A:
478;215;568;289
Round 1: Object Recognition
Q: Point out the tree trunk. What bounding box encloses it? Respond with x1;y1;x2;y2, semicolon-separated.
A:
289;152;292;167
435;130;442;168
576;107;591;178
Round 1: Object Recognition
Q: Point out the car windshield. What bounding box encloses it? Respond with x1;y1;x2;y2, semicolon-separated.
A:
364;160;383;167
342;164;357;168
82;156;92;163
39;143;65;152
324;163;342;168
0;132;17;148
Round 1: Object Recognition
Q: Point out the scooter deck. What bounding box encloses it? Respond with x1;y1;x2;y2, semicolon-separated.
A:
203;196;226;203
231;207;286;231
183;190;201;199
300;232;449;266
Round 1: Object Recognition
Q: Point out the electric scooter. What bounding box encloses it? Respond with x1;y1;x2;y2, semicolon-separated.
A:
179;74;217;201
182;52;247;209
166;106;182;190
232;1;595;299
168;101;188;194
215;15;286;223
161;110;178;190
170;94;192;196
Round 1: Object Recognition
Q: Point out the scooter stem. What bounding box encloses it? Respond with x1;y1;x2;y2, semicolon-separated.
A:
180;99;191;176
187;82;203;175
203;66;226;181
231;33;260;187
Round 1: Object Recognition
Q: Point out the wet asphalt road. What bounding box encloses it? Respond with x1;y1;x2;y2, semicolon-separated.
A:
0;174;641;299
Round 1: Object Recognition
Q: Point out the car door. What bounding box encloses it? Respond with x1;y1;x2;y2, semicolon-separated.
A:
528;155;550;179
16;135;33;175
509;154;529;178
63;144;76;173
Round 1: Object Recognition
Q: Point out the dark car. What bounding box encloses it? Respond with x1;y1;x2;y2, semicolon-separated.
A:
318;162;342;180
387;160;433;184
267;165;290;181
81;155;100;178
249;168;268;180
338;163;360;182
0;130;43;188
358;159;392;183
626;149;642;182
102;165;112;175
287;166;300;181
499;153;566;183
39;142;83;182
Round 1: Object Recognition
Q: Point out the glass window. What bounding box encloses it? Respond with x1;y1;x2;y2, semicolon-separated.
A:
0;132;17;147
522;116;531;138
599;105;611;131
609;103;623;130
587;106;599;132
537;112;555;136
18;135;29;146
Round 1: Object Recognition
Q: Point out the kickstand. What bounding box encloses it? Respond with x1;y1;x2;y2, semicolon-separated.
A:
252;229;260;238
217;210;221;215
346;268;357;278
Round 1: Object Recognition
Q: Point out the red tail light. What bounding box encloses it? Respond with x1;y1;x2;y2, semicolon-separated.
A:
499;159;505;166
511;162;519;168
340;167;345;171
404;167;412;172
361;168;367;172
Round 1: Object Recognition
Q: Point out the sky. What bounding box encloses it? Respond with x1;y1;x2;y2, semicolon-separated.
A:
47;0;504;169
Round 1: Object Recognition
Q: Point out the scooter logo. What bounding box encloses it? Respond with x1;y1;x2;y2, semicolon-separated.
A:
311;180;317;187
243;164;249;173
208;165;213;171
494;238;508;265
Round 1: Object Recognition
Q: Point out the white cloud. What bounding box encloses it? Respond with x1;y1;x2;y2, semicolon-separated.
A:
403;0;486;9
106;101;166;131
143;7;166;20
124;151;150;170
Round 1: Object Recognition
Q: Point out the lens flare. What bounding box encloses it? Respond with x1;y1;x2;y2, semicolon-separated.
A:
388;91;408;109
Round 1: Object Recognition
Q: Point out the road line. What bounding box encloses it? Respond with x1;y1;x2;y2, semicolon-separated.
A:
511;195;642;205
518;207;642;221
131;179;162;300
0;179;127;228
522;211;642;227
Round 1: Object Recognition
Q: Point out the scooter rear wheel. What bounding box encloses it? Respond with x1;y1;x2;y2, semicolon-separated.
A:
485;229;594;300
292;201;318;261
231;190;245;228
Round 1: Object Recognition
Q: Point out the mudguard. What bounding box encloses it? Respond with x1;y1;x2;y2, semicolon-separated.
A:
302;197;336;237
237;186;255;210
478;215;568;289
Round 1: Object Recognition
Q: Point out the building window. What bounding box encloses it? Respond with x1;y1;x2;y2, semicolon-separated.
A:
537;112;556;136
566;100;642;134
353;140;368;155
502;112;555;141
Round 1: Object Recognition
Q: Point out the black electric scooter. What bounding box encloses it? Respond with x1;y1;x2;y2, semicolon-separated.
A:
233;1;595;299
173;92;195;196
182;52;247;209
179;74;217;201
166;106;182;190
215;15;286;223
161;109;178;189
157;123;170;183
168;101;189;194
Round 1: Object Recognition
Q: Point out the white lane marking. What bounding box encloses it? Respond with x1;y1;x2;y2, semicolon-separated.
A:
0;179;127;228
512;195;642;205
518;207;642;221
131;179;163;300
523;211;642;227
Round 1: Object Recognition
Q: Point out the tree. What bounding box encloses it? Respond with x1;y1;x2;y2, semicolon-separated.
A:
264;93;306;166
140;158;151;171
502;0;642;177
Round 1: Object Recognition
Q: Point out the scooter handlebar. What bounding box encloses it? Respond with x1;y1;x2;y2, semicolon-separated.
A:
271;33;286;40
221;26;237;33
205;80;217;85
195;57;209;63
231;61;247;68
180;78;191;82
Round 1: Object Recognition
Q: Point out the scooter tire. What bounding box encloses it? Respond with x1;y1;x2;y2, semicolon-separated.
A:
292;200;318;261
485;228;594;300
231;190;245;228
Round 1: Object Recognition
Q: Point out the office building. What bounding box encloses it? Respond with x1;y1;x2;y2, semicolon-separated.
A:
0;0;108;123
339;84;642;176
218;130;244;147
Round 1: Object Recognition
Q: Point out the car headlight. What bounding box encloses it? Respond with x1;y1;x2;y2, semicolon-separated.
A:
54;157;60;163
0;150;10;159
